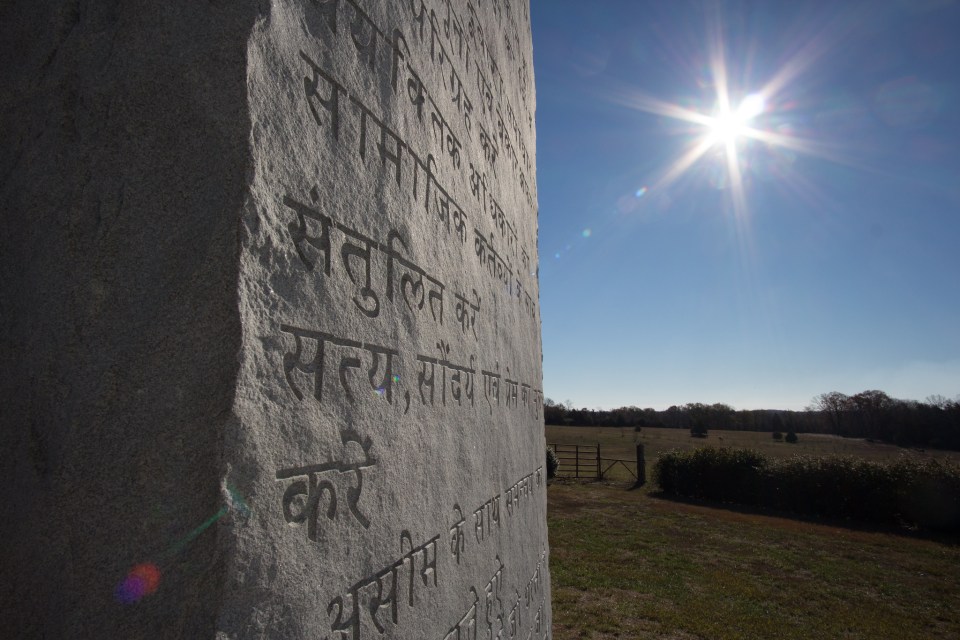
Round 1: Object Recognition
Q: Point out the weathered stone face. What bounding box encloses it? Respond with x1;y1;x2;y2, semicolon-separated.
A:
224;1;548;637
0;1;547;638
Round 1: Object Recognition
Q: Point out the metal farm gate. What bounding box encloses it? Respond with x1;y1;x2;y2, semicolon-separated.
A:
548;443;646;484
549;443;601;480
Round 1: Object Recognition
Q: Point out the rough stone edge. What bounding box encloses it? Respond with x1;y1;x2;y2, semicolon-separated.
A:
0;2;265;637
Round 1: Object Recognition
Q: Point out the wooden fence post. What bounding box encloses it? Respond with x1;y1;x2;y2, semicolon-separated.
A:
596;443;601;480
635;444;646;487
575;445;579;479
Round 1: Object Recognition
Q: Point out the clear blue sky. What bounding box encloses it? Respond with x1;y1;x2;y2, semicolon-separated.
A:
532;0;960;411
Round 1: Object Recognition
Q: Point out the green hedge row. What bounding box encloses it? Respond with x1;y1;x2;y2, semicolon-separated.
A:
653;447;960;532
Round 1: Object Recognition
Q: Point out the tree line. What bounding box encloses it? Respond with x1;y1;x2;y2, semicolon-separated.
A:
544;391;960;451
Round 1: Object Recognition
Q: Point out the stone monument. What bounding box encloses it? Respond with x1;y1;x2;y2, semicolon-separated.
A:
0;0;548;638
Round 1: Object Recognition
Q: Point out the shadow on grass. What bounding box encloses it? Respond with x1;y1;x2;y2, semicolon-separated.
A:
645;489;960;546
548;477;645;490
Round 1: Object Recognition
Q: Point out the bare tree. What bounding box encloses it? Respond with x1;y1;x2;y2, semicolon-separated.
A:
809;392;850;435
926;394;951;410
849;390;894;438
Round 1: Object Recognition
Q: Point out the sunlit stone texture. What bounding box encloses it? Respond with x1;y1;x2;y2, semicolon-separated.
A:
0;1;548;638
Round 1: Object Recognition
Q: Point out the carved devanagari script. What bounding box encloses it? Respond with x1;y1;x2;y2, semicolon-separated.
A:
227;0;549;637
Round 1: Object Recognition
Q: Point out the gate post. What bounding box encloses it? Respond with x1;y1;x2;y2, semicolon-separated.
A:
634;444;646;487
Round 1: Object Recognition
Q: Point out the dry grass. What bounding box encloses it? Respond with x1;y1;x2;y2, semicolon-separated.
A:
548;481;960;639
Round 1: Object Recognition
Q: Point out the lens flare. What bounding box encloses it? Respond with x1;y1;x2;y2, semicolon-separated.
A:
115;562;161;604
115;484;250;604
226;484;251;518
581;229;592;238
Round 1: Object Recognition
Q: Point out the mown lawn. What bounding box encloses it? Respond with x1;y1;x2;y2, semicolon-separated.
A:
548;481;960;639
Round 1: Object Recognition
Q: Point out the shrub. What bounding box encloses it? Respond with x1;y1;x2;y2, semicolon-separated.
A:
690;424;708;438
785;431;798;444
772;431;783;441
653;447;765;504
546;447;559;480
893;457;960;530
653;448;960;532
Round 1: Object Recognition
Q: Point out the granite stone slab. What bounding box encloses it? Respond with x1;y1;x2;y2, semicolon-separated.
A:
0;1;547;638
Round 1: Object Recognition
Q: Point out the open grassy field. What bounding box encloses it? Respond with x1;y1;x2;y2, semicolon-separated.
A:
546;425;960;483
548;481;960;639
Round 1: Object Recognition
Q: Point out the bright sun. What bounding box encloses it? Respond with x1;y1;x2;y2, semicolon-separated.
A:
708;93;766;145
615;25;825;222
